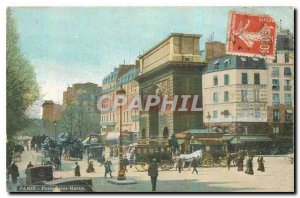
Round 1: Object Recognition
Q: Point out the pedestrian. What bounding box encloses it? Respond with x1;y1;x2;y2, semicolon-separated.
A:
257;156;265;172
178;158;183;173
10;162;19;184
226;153;231;170
27;162;33;169
123;157;130;172
237;156;244;171
104;160;113;178
74;162;81;177
148;158;158;192
245;156;254;175
99;154;105;167
129;153;135;168
86;161;95;173
191;157;198;174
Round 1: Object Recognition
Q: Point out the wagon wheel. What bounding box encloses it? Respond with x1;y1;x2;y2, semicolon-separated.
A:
200;152;214;167
220;157;227;167
231;158;238;166
159;160;174;171
134;155;149;172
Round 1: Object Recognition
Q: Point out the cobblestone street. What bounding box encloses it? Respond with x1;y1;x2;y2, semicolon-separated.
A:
7;150;294;192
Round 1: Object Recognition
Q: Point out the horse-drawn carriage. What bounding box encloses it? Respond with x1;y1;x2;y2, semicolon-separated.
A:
133;138;175;171
58;134;84;161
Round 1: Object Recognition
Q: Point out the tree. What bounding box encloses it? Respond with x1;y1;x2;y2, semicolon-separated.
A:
59;104;99;138
6;8;39;139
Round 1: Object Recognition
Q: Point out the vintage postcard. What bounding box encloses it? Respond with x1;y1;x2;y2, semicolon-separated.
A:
6;6;294;192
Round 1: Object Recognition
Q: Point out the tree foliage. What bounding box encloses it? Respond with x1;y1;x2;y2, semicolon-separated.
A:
6;8;39;139
59;104;99;138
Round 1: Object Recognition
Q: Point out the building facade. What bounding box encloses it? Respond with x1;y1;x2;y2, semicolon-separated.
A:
136;33;206;139
266;30;294;142
203;56;269;135
100;64;140;138
42;100;63;137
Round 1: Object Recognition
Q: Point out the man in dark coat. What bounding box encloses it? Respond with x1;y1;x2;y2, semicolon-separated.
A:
245;156;254;175
104;160;113;178
123;157;130;172
74;162;81;177
226;154;231;170
178;158;183;173
257;156;265;172
191;157;198;174
148;158;158;191
10;163;19;184
237;156;244;171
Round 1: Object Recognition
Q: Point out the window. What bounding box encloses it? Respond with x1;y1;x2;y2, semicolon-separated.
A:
224;74;229;85
272;93;280;105
284;67;292;76
255;109;261;119
243;126;248;135
213;61;220;69
272;79;280;90
273;53;277;63
285;110;293;122
242;108;247;118
285;93;292;105
273;127;279;134
273;110;280;122
224;110;229;118
213;92;218;103
284;80;291;91
254;73;260;84
213;76;218;86
272;67;279;77
241;90;248;102
254;90;260;102
213;111;218;118
224;91;229;102
224;58;230;68
285;52;289;63
242;73;248;84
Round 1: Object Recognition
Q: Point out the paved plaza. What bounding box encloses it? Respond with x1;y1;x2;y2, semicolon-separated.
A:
7;150;294;192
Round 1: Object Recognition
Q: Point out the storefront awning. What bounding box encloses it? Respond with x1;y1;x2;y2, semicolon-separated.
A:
105;132;120;140
177;139;186;145
224;135;272;144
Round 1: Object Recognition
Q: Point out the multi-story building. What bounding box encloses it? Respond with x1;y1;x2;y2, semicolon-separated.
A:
100;64;139;137
266;30;294;145
202;55;270;149
63;83;102;105
42;100;63;137
136;33;206;139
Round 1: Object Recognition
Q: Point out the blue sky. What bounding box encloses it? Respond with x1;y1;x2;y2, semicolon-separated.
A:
11;7;294;117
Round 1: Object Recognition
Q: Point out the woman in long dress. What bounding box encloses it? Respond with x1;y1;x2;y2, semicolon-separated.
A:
257;156;265;172
245;156;254;175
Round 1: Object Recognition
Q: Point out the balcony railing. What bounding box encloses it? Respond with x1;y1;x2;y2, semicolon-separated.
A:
272;73;279;77
284;86;292;91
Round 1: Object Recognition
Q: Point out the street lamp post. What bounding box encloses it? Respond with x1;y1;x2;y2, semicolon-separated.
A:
53;120;57;142
206;112;211;133
116;86;126;181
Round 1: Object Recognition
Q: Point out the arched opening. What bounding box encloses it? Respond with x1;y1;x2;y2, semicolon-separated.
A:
163;127;169;139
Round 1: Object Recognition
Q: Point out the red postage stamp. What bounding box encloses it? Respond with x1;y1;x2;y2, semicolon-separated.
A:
226;12;277;59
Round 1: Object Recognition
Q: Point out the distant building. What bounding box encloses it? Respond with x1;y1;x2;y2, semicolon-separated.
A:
266;30;294;144
205;41;226;63
202;56;269;140
42;100;63;137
